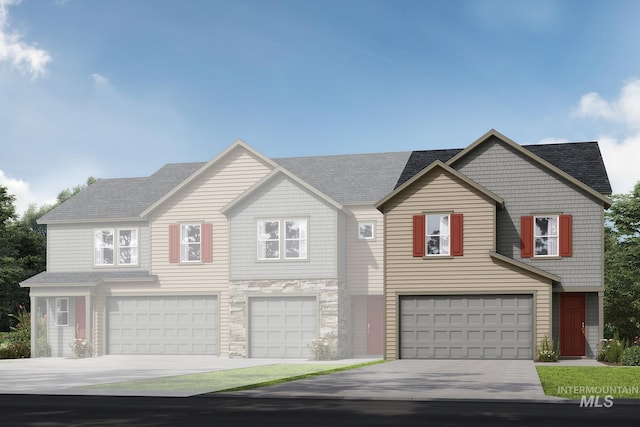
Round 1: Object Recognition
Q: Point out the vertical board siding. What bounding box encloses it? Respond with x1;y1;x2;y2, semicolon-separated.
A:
48;222;150;272
228;175;339;280
454;137;605;289
346;206;385;294
383;169;552;359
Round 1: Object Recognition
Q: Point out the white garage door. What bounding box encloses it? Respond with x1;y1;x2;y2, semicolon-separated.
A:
108;296;218;355
400;295;533;359
249;296;317;358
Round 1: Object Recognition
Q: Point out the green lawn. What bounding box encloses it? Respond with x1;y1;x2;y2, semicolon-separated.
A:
536;366;640;399
78;360;384;394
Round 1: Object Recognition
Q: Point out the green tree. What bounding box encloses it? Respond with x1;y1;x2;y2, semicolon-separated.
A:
604;182;640;340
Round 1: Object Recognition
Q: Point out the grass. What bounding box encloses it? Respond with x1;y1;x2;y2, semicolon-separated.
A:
79;360;384;394
536;366;640;399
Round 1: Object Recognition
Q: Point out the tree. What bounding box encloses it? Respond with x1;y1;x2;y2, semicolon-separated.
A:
604;182;640;340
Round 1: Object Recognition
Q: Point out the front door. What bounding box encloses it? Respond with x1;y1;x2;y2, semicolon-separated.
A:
560;293;585;356
367;295;384;355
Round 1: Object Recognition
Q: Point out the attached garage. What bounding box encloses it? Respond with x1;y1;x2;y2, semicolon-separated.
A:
249;296;317;358
400;295;533;359
108;296;218;355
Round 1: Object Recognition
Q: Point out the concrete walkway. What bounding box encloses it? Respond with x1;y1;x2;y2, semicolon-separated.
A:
224;359;557;401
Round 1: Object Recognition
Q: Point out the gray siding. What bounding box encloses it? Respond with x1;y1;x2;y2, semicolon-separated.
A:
47;222;150;272
454;137;605;289
229;175;339;280
586;292;599;358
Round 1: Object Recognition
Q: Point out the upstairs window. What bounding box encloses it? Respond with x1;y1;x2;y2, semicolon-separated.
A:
358;222;375;240
258;219;307;260
534;216;558;257
180;224;201;262
427;214;450;256
413;213;463;257
95;228;139;266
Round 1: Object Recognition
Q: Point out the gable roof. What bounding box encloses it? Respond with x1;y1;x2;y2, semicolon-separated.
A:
274;151;412;205
222;167;344;215
396;130;612;197
375;160;504;209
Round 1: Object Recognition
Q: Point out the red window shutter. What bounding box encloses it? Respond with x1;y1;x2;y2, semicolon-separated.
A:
559;214;573;257
201;223;213;262
413;215;426;257
520;216;534;258
450;213;464;256
169;224;180;263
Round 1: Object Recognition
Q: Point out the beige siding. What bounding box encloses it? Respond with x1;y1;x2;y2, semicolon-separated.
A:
382;169;552;359
346;206;384;295
147;147;272;356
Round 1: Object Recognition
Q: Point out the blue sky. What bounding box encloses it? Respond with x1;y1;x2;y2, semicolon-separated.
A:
1;0;639;214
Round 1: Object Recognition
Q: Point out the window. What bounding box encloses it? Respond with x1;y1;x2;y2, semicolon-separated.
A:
358;222;375;240
95;229;114;265
534;216;558;256
521;214;572;258
258;219;307;260
55;298;69;326
180;224;201;262
95;228;139;266
413;213;463;257
118;229;138;265
426;214;450;256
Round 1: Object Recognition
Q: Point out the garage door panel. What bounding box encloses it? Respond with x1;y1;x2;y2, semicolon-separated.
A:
401;295;533;360
108;296;218;355
250;296;316;358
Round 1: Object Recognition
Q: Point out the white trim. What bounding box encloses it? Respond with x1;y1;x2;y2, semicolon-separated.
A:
357;221;376;240
180;223;202;263
533;215;559;258
55;297;69;326
256;218;309;261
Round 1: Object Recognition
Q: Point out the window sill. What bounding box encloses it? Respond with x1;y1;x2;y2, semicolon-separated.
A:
422;255;454;260
257;258;309;263
93;264;141;269
533;256;562;260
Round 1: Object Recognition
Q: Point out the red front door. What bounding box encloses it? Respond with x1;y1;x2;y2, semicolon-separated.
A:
560;293;585;356
75;296;86;340
367;295;384;355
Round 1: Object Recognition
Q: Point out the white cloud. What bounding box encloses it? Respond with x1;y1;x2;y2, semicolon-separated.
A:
91;73;109;85
0;169;36;215
0;0;51;79
572;78;640;195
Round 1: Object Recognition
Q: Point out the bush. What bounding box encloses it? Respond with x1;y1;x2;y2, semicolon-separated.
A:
0;307;31;359
70;339;93;358
536;335;559;362
597;335;627;363
0;341;30;359
621;346;640;366
308;331;337;360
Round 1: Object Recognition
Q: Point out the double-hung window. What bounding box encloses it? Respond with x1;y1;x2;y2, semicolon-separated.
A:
257;219;307;260
180;224;201;262
55;298;69;326
534;216;559;257
426;214;450;256
95;228;138;266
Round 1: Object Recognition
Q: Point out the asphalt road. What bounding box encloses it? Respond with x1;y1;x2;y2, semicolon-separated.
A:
1;395;637;426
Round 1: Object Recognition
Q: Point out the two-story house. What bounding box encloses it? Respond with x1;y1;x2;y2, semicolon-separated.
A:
21;130;611;360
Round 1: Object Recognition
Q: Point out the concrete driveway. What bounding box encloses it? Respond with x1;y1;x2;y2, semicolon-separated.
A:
0;355;286;394
225;359;554;401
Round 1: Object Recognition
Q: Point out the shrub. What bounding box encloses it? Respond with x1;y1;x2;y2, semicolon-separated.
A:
597;334;627;363
621;346;640;366
0;340;30;359
70;338;93;358
0;307;31;359
308;331;337;360
536;335;559;362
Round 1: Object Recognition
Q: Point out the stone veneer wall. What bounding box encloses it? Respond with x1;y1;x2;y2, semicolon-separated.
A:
228;279;350;358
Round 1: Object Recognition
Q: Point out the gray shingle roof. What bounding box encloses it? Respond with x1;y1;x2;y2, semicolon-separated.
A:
273;152;412;204
38;140;611;222
20;271;157;286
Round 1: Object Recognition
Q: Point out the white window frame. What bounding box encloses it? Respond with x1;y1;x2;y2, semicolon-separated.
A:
55;298;69;326
180;224;202;263
94;229;115;266
426;214;450;256
94;228;140;267
534;215;559;257
118;228;138;265
357;222;375;240
257;218;308;261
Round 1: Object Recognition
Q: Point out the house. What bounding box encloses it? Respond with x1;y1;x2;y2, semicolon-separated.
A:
21;130;611;360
